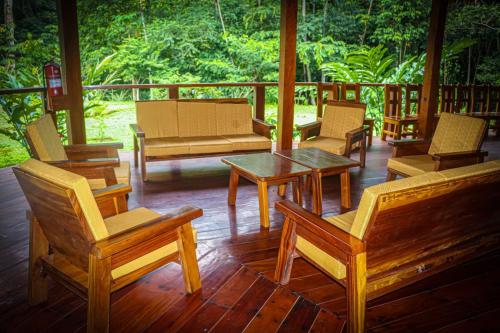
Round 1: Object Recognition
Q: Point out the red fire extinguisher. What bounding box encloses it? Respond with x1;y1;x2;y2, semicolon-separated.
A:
44;62;63;110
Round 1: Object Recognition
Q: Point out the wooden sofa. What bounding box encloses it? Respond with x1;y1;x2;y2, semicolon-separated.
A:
274;160;500;332
14;159;202;332
131;98;275;181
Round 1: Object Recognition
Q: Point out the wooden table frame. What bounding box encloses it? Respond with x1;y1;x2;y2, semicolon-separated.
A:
222;154;311;228
274;149;360;215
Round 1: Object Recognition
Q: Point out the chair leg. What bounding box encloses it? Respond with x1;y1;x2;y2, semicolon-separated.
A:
28;214;49;305
381;122;387;141
177;223;202;294
386;170;397;181
360;133;367;168
87;255;111;333
274;217;297;285
133;136;139;168
347;253;367;333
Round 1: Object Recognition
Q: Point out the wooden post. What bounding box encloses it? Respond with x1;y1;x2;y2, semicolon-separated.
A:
56;0;86;144
419;0;448;140
169;86;179;100
254;86;266;120
276;0;298;151
316;82;324;119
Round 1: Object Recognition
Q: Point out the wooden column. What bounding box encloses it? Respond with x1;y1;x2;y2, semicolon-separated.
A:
169;86;179;99
419;0;448;140
316;82;324;119
253;86;266;120
276;0;298;151
57;0;85;144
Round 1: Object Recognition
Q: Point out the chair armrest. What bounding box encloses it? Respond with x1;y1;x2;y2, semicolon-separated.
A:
48;157;120;169
64;143;122;159
93;183;132;200
297;120;322;142
345;126;366;143
275;200;365;256
432;150;488;171
389;139;431;157
91;206;203;259
130;124;145;138
252;118;275;139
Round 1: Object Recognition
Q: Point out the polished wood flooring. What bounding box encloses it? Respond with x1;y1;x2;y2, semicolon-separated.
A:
1;137;500;332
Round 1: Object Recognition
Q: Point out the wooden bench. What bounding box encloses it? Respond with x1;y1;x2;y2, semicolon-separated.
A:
130;98;275;181
273;160;500;332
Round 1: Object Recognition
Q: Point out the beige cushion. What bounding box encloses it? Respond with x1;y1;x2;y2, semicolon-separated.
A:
186;136;233;154
104;207;198;279
319;104;365;139
299;136;346;155
87;161;131;190
216;104;253;135
428;113;486;155
143;138;190;157
26;115;68;161
18;159;108;240
136;101;179;139
222;134;272;151
387;154;435;177
178;102;217;137
438;160;500;180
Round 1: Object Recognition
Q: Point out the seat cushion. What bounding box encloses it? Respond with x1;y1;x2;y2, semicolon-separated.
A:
387;154;435;177
186;136;233;154
319;104;365;139
428;113;486;155
216;103;253;135
178;102;217;137
222;134;272;151
87;161;131;190
136;100;179;139
296;211;356;280
299;136;346;155
19;159;108;240
104;207;197;279
26;115;68;161
143;138;190;157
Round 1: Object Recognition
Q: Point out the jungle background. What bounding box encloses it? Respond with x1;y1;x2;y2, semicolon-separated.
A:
0;0;498;167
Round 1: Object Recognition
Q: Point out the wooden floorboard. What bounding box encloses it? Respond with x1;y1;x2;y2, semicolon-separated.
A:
0;137;499;332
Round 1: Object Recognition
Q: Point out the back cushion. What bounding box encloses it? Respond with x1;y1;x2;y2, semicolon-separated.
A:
26;115;68;161
428;113;486;155
178;102;217;137
216;103;253;135
319;105;365;139
136;101;179;139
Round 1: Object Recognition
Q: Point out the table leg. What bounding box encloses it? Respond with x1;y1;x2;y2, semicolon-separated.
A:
311;172;323;215
292;177;303;206
340;169;352;209
257;181;270;228
228;169;239;205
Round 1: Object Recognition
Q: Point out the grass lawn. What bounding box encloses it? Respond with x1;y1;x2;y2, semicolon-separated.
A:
0;101;317;168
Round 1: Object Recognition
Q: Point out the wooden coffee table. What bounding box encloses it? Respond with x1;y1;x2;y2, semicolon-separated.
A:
274;148;360;215
222;153;311;228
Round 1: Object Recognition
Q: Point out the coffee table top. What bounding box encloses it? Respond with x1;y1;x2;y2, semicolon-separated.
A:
274;148;360;173
222;152;311;181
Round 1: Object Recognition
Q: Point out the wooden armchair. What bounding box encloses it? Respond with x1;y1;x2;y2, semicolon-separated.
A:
386;113;488;180
13;159;202;333
26;114;130;189
274;160;500;332
297;101;367;167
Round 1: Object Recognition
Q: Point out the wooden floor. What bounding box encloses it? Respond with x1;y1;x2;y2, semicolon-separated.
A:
1;137;500;332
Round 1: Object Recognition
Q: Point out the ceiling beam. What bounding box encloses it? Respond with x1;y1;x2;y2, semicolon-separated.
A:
276;0;298;151
419;0;448;140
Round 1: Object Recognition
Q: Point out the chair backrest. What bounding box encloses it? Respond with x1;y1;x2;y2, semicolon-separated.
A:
135;100;179;139
404;84;422;116
340;83;361;103
26;114;68;161
440;85;457;113
13;159;109;270
356;161;500;267
384;84;403;118
428;113;486;155
320;101;366;139
215;103;253;136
